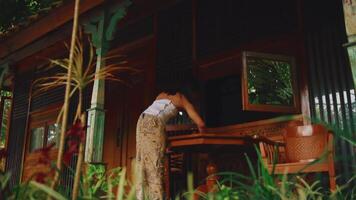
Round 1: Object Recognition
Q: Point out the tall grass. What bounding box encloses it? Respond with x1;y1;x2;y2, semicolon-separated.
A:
2;118;355;199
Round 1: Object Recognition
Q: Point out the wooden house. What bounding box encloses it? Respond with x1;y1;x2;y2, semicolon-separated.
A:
0;0;354;195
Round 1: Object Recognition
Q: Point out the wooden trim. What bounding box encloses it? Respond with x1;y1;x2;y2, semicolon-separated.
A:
166;124;197;132
197;33;298;80
29;103;62;119
192;0;197;73
270;162;329;174
20;77;34;182
241;51;301;113
1;91;14;170
107;35;154;55
254;135;285;146
168;134;251;148
204;114;303;133
169;133;252;141
296;0;311;121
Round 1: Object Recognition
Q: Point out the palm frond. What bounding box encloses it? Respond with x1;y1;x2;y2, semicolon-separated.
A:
33;32;138;99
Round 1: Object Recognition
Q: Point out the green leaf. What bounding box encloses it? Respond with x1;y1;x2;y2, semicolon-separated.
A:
116;168;126;200
29;181;67;200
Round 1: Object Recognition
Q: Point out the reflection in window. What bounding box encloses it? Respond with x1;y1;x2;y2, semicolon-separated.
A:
47;123;60;147
0;99;11;149
0;90;12;171
30;127;45;152
246;56;293;105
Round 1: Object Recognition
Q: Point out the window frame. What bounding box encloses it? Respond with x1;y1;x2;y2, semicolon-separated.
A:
26;104;61;154
0;89;13;171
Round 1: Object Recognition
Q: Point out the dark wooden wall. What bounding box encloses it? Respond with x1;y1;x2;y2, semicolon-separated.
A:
196;0;298;58
303;0;356;183
156;0;303;193
103;15;155;179
156;0;193;88
5;70;33;188
6;63;92;189
155;0;300;126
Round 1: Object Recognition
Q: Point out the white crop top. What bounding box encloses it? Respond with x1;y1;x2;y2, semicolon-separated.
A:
143;99;178;122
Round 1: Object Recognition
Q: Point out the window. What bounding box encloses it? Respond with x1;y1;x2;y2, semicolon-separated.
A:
28;106;61;153
29;122;61;153
0;90;12;171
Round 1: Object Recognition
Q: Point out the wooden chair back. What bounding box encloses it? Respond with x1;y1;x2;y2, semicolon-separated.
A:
284;124;328;162
258;134;286;165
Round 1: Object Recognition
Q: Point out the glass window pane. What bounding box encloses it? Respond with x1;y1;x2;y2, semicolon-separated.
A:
247;57;293;106
30;127;45;152
47;123;60;147
0;98;12;149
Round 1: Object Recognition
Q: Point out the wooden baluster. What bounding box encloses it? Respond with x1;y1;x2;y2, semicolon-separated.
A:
194;163;219;199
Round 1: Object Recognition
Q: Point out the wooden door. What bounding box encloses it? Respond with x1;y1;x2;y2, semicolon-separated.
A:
22;105;61;181
103;36;156;179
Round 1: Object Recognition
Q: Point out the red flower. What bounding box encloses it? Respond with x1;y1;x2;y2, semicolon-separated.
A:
66;119;86;142
36;143;55;165
63;140;79;165
34;172;48;183
63;119;86;165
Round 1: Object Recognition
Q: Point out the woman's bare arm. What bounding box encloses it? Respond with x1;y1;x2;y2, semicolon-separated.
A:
181;95;205;130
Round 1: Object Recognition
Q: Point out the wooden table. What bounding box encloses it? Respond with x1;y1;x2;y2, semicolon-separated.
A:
165;115;304;198
166;128;256;198
169;133;253;146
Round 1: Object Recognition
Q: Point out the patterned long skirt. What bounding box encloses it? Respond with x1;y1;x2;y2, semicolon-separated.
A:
136;113;166;200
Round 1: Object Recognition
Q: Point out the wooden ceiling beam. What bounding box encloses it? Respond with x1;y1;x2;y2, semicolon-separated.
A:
0;0;179;68
0;0;104;59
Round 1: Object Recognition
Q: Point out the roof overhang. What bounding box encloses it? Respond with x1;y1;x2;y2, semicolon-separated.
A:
0;0;104;63
0;0;180;69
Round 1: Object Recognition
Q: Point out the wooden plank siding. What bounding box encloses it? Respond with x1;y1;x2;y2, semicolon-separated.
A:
103;17;155;179
5;70;34;187
303;0;356;183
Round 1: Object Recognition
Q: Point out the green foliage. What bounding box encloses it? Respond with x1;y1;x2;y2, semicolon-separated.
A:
0;171;52;200
247;57;293;105
0;164;135;200
0;91;12;149
1;157;356;200
0;0;61;33
80;164;127;199
179;154;356;200
30;181;67;200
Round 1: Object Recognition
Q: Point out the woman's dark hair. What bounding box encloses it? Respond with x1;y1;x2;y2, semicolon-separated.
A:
158;78;201;101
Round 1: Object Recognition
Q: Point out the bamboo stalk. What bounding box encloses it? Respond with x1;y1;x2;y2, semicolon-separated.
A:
51;0;80;189
72;112;85;200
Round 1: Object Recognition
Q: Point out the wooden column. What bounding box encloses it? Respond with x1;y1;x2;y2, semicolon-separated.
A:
83;0;131;163
344;36;356;89
342;1;356;88
0;63;9;89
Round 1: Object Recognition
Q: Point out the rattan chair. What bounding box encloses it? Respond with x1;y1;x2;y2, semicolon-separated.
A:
255;124;336;190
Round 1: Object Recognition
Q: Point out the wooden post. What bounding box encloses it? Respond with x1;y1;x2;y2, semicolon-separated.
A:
84;14;107;162
83;0;131;163
0;64;9;90
342;1;356;88
344;36;356;89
